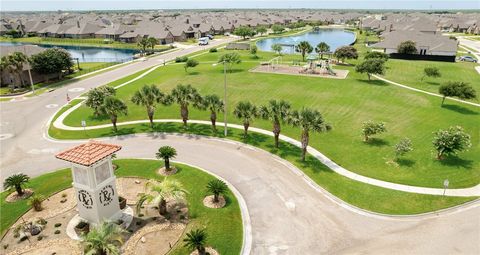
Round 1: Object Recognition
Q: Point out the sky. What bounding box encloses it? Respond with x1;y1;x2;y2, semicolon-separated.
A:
1;0;479;11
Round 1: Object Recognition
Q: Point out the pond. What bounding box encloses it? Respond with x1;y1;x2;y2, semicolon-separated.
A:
256;28;356;54
0;42;138;62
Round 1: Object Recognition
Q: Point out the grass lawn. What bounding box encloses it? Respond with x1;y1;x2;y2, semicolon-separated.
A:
0;36;172;51
0;159;243;255
58;48;479;189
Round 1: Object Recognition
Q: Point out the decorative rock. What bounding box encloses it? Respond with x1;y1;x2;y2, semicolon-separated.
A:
30;224;42;236
141;236;146;243
135;180;141;184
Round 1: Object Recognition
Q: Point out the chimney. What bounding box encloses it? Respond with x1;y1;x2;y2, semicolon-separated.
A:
186;18;189;24
77;20;80;28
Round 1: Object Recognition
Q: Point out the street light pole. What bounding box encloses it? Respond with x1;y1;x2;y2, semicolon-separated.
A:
223;61;227;137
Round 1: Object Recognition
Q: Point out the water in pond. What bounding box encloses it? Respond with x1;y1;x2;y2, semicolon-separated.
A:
256;29;356;54
0;42;138;62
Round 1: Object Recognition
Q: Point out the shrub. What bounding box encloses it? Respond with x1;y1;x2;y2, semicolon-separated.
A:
28;194;45;211
362;121;386;141
54;223;62;228
175;56;189;62
54;230;61;234
209;48;218;53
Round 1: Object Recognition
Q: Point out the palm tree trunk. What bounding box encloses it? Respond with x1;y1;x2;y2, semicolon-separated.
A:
210;111;217;131
165;158;170;170
148;108;154;128
15;185;24;196
367;73;371;81
159;199;167;215
301;130;309;161
441;96;446;106
243;122;249;138
181;105;189;127
213;193;219;203
17;71;25;87
437;150;444;160
198;246;206;255
273;121;281;148
111;115;118;132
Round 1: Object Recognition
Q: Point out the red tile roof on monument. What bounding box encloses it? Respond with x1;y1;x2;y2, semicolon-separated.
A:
55;141;122;166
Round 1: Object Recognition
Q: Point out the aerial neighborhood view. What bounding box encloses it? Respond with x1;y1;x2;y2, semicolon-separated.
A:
0;0;479;254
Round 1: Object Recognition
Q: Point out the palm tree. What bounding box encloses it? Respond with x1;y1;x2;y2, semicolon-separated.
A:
315;42;330;59
3;173;30;196
131;84;167;128
288;108;331;161
206;179;228;203
170;84;202;127
136;179;187;216
28;194;45;211
9;52;29;88
259;100;291;148
147;37;158;52
82;221;126;255
200;94;224;132
100;96;128;132
183;229;207;255
296;41;313;61
137;37;149;55
233;101;258;138
156;146;177;170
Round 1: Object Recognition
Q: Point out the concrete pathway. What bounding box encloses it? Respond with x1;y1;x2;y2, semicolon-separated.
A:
373;75;480;107
52;102;480;197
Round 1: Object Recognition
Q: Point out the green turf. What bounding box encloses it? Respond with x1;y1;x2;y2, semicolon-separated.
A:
58;48;480;189
48;122;478;215
0;160;243;254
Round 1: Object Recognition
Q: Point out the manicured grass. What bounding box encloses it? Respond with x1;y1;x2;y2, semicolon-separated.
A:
0;36;172;51
58;48;480;189
48;122;478;215
0;160;243;255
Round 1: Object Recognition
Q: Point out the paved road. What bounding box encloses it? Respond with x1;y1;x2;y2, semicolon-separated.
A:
458;37;480;59
0;37;236;177
40;134;480;254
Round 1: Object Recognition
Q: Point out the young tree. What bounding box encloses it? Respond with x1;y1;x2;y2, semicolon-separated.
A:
233;26;255;40
82;221;126;255
183;229;207;255
137;37;149;55
30;48;73;80
86;86;116;116
288;108;331;161
233;101;258;138
131;84;166;128
171;84;202;126
394;138;413;159
334;46;358;63
271;44;283;55
100;96;128;132
3;173;30;196
315;42;330;59
364;51;389;61
218;53;241;72
362;120;386;141
156;146;177;170
438;81;476;105
397;40;417;54
422;67;441;81
184;59;199;73
259;100;291;148
296;41;313;61
250;45;258;58
199;94;224;131
137;179;187;215
355;58;386;80
256;26;268;36
147;37;158;52
206;179;228;203
432;126;471;160
271;24;285;34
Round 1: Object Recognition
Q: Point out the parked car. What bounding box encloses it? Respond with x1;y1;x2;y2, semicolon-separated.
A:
207;34;214;40
198;37;209;45
459;56;478;63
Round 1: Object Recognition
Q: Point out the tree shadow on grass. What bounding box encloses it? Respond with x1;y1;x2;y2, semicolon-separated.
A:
357;79;388;86
396;158;416;167
365;138;389;147
441;104;479;115
426;81;440;86
187;71;200;75
437;155;474;169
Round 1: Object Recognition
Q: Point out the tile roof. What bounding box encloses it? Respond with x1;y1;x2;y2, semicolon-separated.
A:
55;141;121;166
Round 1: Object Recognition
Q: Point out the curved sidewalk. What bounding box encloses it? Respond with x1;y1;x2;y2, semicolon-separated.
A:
52;102;480;197
372;75;480;107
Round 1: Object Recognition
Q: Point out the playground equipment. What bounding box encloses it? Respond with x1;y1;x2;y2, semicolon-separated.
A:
267;56;282;71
